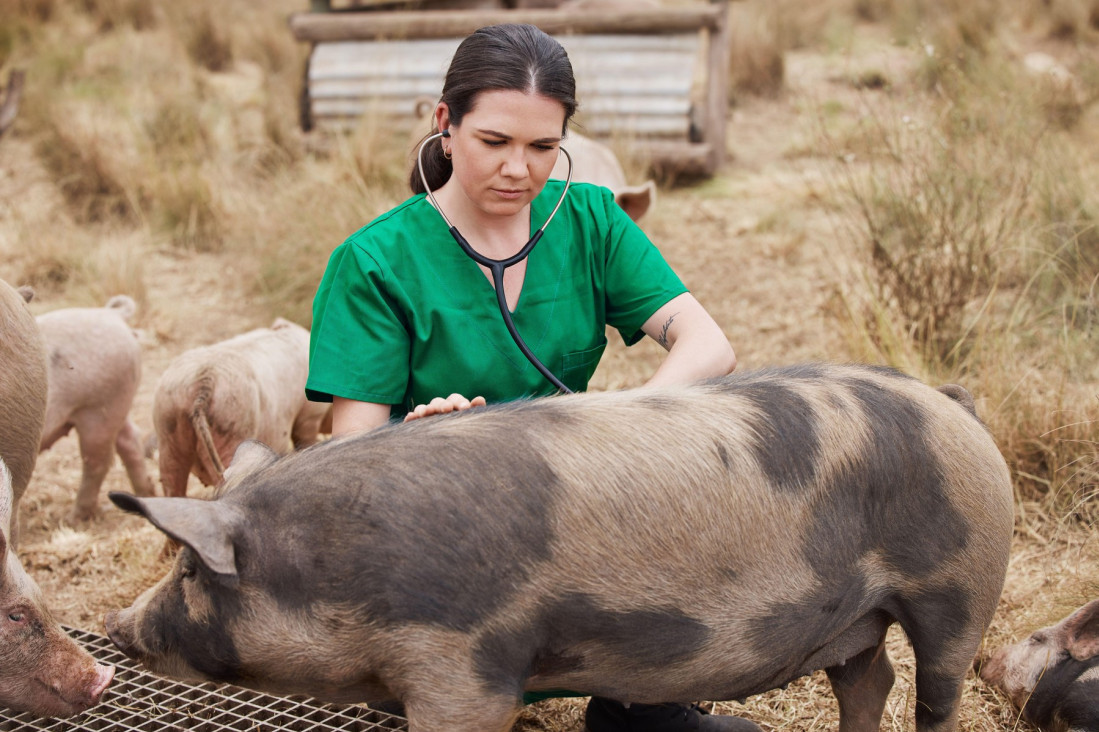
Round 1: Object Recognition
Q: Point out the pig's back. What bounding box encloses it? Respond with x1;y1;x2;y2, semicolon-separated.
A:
0;281;48;503
37;305;142;407
232;363;1011;636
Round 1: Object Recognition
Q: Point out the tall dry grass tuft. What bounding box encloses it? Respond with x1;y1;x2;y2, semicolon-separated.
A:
179;6;232;73
78;0;158;32
726;0;860;100
824;40;1099;512
827;79;1038;360
0;0;58;23
726;2;787;99
36;103;145;224
241;118;414;326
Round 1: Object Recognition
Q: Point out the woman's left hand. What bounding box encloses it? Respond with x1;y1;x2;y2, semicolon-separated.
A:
404;393;487;422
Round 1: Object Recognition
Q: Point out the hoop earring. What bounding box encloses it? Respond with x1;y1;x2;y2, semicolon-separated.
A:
443;147;452;160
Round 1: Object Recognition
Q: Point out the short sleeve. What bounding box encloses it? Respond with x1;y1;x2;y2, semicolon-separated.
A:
598;189;688;345
306;240;411;404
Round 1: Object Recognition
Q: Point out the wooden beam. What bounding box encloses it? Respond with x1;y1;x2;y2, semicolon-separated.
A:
0;69;26;139
289;5;725;43
703;0;730;172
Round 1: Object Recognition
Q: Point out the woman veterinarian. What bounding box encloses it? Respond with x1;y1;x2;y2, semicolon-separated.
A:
306;22;755;732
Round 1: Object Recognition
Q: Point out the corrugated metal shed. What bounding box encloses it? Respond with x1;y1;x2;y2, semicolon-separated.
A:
289;2;731;176
305;33;702;138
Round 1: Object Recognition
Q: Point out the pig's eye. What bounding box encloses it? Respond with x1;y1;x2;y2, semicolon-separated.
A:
1029;631;1047;644
7;612;23;623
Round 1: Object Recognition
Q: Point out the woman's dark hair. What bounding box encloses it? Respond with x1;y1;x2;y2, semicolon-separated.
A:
410;23;578;194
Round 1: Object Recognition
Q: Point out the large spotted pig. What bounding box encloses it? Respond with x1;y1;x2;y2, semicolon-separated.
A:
979;600;1099;732
37;295;155;521
151;318;330;499
0;279;48;546
0;458;114;716
104;364;1014;732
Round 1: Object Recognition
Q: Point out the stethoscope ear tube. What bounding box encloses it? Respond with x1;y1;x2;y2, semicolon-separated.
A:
416;129;575;394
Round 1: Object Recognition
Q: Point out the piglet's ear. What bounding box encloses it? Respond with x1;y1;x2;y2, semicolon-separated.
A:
1064;599;1099;661
109;492;242;579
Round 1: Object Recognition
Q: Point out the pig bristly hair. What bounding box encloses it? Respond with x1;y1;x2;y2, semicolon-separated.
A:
1023;656;1099;732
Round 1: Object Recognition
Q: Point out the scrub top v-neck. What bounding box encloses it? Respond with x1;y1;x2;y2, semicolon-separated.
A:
306;180;687;420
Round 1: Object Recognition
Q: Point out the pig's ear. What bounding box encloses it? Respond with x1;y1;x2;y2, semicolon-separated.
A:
1065;599;1099;661
218;441;279;496
109;493;242;579
614;181;655;223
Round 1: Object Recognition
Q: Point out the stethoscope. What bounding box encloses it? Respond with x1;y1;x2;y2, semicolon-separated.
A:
416;129;575;394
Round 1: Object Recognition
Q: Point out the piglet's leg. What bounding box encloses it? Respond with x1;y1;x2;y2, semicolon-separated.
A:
826;634;894;732
115;420;156;497
72;423;116;521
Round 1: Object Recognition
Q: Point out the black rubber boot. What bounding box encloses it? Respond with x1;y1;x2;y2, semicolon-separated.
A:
584;697;762;732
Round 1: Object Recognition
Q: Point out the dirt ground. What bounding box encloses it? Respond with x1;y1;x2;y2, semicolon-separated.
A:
2;20;1096;732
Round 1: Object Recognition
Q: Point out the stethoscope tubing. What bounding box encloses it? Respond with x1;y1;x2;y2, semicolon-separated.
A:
416;129;575;394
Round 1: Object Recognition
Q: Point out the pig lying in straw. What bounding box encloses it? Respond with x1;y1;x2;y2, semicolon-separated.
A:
0;280;48;546
0;458;113;716
37;295;155;522
979;600;1099;732
151;318;330;498
105;363;1013;732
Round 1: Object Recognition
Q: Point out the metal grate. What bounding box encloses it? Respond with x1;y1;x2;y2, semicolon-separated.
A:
0;626;409;731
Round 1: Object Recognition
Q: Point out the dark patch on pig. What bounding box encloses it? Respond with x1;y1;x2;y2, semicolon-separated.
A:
804;378;969;583
887;583;972;729
1058;677;1099;731
146;549;244;682
734;381;820;492
229;421;564;632
889;584;972;668
1024;655;1099;730
912;670;961;730
715;442;732;471
745;573;871;678
472;593;711;696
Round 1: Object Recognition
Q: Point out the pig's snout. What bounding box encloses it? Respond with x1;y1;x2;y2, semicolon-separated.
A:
39;661;114;717
103;610;134;658
71;663;114;712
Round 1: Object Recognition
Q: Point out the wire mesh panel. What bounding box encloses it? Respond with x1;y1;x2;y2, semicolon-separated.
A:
0;626;408;731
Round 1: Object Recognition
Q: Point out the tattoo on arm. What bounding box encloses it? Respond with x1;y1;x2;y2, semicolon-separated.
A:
657;313;678;349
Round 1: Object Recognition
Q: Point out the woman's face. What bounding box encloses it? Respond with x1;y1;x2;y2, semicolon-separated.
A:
437;89;566;219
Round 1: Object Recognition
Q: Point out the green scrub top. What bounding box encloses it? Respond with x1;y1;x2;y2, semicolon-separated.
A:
307;180;686;419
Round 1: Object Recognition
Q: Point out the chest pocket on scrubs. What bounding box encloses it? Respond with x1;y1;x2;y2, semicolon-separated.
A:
559;340;607;393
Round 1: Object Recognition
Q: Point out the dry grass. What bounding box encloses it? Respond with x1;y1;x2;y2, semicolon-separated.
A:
0;1;1097;730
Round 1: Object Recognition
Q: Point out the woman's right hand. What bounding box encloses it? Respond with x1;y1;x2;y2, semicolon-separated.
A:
404;393;487;422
